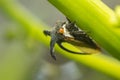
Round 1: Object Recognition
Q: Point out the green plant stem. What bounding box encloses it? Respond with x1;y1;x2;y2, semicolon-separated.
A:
1;0;120;79
48;0;120;60
115;6;120;24
114;6;120;34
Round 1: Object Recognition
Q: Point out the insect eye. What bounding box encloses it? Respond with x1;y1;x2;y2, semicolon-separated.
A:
58;28;64;34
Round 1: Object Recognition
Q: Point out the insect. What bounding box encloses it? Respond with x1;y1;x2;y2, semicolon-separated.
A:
43;18;100;60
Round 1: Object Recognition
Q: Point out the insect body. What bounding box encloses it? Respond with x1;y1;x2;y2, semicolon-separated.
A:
43;18;100;60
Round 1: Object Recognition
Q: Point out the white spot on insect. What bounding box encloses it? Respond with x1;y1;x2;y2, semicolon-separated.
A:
62;24;73;38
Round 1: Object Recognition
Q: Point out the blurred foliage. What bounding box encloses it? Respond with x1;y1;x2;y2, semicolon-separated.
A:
0;0;120;80
115;6;120;24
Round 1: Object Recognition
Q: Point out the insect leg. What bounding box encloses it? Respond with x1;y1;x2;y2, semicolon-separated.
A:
50;37;58;60
57;42;90;55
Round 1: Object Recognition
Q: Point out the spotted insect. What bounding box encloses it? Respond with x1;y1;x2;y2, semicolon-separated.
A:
43;18;100;60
